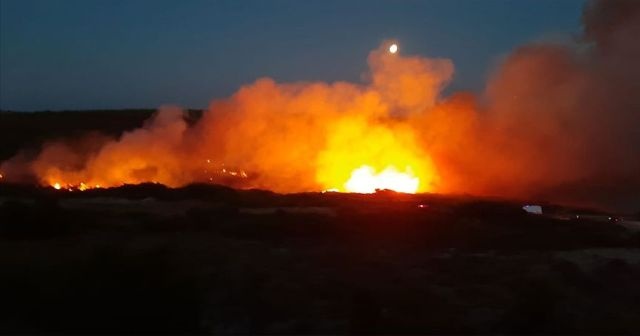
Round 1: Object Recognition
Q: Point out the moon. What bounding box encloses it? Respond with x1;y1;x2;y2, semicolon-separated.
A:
389;43;398;54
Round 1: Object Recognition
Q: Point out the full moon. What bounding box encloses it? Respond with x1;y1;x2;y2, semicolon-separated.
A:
389;43;398;54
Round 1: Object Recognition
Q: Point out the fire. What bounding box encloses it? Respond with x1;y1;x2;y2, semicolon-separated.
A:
48;180;102;191
1;2;639;209
1;41;447;194
344;165;419;193
314;113;439;194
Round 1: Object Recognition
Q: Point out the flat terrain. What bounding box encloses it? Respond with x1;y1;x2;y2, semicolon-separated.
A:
1;183;639;334
1;111;639;333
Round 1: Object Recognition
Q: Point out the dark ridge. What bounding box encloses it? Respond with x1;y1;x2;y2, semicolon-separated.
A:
1;182;639;333
0;109;203;161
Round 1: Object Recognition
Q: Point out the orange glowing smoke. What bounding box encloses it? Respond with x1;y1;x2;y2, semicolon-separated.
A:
2;2;640;213
0;41;551;196
189;41;449;194
4;41;447;194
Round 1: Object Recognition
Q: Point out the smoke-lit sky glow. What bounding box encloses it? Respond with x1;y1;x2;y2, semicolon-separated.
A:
0;0;585;111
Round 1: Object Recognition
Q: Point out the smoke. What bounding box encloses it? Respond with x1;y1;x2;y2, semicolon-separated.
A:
186;46;453;193
473;0;640;209
2;0;639;211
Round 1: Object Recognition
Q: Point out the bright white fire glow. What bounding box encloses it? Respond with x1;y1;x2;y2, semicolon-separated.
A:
389;43;398;54
344;165;419;193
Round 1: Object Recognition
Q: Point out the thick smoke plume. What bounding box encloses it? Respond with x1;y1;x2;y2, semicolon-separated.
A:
2;0;639;211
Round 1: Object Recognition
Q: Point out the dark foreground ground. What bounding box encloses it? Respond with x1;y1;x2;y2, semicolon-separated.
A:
1;183;639;334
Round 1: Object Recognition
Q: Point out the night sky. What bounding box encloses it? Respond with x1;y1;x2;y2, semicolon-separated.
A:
1;0;585;111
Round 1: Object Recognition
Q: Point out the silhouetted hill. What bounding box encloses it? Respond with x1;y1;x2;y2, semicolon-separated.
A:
0;109;202;160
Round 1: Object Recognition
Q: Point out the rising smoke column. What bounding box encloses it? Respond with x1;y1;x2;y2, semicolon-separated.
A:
474;0;640;208
187;43;453;192
411;0;640;210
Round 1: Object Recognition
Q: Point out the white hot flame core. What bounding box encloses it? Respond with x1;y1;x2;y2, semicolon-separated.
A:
344;165;419;193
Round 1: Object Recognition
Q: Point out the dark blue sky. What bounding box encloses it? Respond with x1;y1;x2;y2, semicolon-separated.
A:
1;0;585;111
